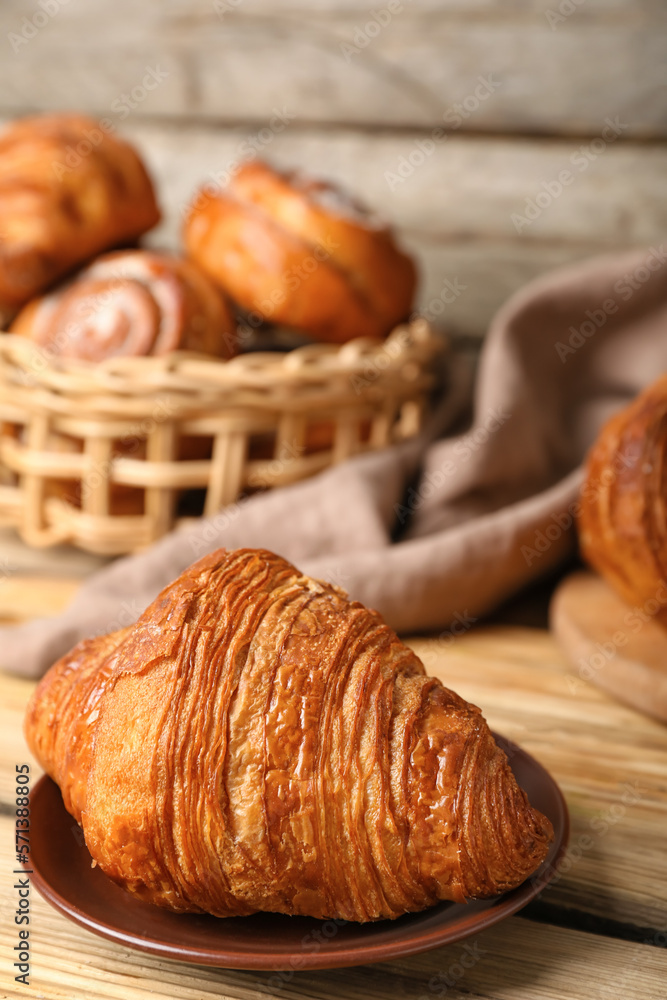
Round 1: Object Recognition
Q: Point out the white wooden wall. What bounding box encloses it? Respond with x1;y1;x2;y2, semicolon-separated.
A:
1;0;665;339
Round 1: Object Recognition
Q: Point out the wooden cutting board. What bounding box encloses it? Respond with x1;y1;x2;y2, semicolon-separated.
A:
550;570;667;723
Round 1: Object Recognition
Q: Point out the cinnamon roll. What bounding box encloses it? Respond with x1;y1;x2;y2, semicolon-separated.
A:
183;160;417;344
10;250;237;360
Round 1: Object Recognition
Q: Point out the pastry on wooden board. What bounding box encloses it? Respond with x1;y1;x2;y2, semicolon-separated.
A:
578;375;667;619
0;114;160;319
10;249;237;360
25;547;553;922
183;160;417;344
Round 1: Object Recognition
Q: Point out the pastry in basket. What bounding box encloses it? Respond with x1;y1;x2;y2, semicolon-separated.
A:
578;375;667;619
25;547;553;922
10;249;237;360
0;113;160;321
183;160;417;344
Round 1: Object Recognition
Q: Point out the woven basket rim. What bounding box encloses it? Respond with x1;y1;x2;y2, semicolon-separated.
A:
0;319;442;400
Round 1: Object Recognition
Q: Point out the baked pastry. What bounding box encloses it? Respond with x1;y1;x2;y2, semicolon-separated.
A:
578;375;667;615
183;161;417;344
0;113;160;319
25;548;553;922
10;250;237;360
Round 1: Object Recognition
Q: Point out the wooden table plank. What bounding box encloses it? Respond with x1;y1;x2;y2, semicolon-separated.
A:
121;123;667;248
0;0;665;136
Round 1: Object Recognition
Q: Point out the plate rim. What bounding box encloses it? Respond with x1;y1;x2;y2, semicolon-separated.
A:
28;735;570;971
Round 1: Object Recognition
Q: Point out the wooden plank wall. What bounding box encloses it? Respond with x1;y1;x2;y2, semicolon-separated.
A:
1;0;665;340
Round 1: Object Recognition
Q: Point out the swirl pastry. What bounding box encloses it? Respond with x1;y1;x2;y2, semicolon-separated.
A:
25;548;553;922
10;250;237;360
183;160;417;344
578;375;667;615
0;113;160;318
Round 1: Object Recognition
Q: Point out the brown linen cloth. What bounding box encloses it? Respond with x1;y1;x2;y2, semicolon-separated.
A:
2;246;667;678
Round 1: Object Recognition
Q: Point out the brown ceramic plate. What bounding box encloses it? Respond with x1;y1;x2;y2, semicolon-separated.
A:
28;735;568;971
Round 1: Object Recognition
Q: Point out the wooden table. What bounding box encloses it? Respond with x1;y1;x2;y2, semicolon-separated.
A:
1;567;666;999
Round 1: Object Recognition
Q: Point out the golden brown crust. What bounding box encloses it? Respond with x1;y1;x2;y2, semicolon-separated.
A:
24;548;552;921
183;161;417;344
0;114;160;313
10;250;237;360
578;376;667;615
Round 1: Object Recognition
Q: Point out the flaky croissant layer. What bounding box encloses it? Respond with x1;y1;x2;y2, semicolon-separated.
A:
25;548;552;921
579;375;667;617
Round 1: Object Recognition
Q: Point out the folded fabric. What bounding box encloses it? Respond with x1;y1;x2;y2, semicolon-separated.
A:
3;246;667;678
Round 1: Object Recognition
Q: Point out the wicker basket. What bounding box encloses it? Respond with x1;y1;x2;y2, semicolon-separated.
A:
0;320;443;555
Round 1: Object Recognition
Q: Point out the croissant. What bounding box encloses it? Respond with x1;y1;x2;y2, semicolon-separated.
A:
183;160;417;344
10;249;237;360
0;114;160;321
24;548;553;922
578;375;667;617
